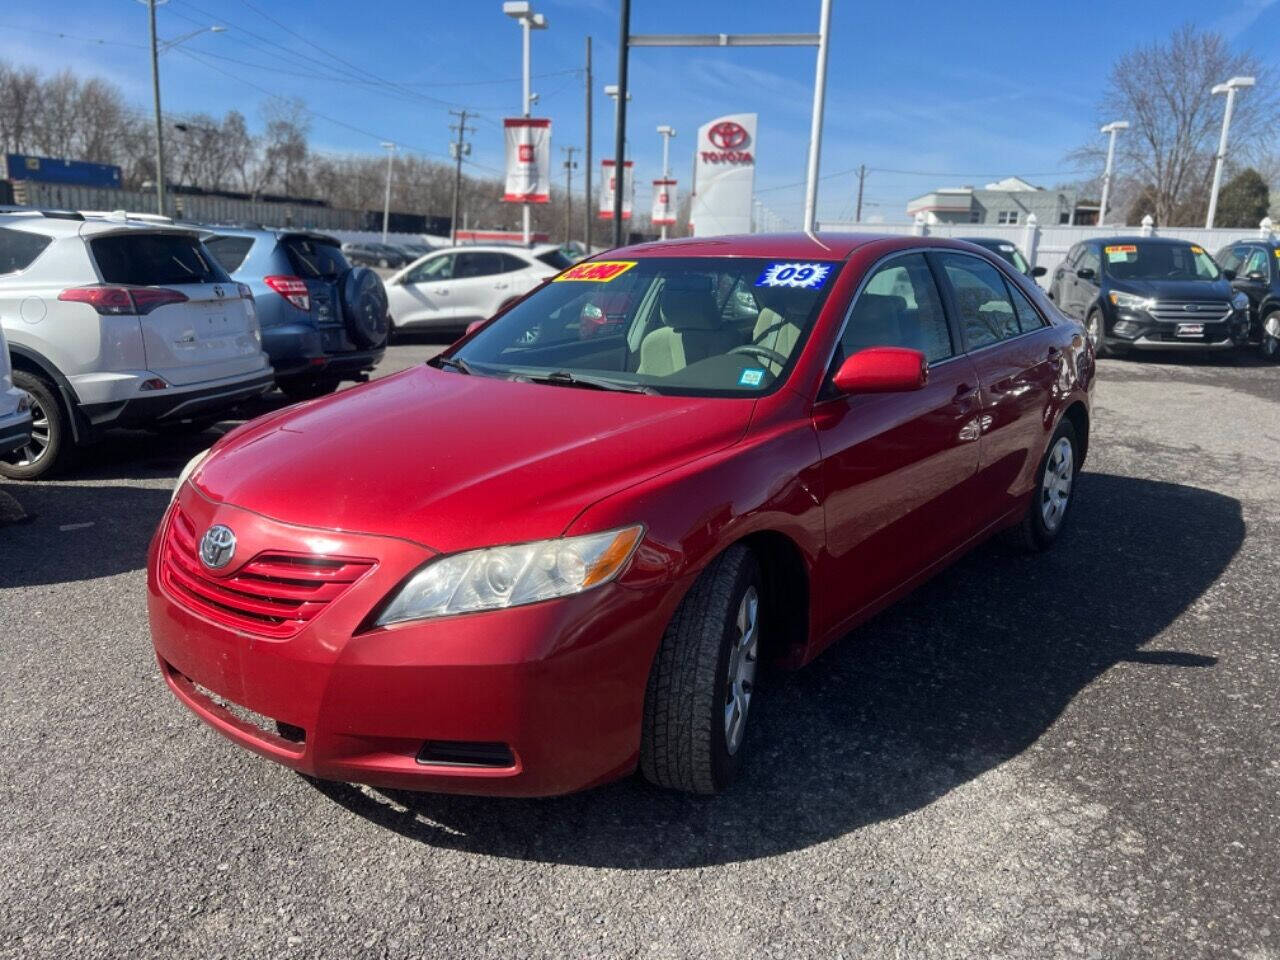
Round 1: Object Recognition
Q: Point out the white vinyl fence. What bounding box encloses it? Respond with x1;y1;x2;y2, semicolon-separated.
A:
816;214;1280;288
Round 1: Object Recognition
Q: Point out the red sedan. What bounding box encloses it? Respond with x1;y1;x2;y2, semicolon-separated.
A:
149;234;1094;797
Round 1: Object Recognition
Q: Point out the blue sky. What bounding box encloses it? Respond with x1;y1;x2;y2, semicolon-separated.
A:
5;0;1278;223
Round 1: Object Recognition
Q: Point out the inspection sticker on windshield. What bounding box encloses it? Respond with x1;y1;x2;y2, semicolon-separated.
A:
755;262;832;289
553;260;637;283
1105;244;1137;261
739;368;765;387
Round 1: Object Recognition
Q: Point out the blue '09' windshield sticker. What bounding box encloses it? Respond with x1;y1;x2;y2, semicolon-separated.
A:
756;262;832;289
739;368;765;387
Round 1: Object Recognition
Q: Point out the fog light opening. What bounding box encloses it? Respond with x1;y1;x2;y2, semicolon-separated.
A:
416;740;516;768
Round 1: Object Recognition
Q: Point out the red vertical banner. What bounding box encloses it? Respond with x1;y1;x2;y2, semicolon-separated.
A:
599;160;634;220
651;178;676;225
503;118;551;203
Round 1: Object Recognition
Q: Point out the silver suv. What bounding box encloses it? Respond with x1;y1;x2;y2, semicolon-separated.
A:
0;211;273;479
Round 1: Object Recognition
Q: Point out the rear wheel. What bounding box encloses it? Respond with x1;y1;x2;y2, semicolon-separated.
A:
0;371;71;481
640;545;762;794
1004;419;1080;552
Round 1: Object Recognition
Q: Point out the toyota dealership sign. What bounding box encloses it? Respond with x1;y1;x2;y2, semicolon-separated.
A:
690;113;757;236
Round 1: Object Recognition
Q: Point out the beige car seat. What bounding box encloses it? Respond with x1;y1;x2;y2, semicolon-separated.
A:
638;284;738;376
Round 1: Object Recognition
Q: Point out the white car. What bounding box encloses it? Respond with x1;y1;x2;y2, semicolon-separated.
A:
0;324;32;461
384;244;575;332
0;210;274;480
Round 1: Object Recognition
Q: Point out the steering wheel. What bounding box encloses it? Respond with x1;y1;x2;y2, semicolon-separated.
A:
730;344;789;367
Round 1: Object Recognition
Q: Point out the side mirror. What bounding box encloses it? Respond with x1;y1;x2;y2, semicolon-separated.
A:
833;347;927;395
1222;268;1237;280
1247;270;1267;281
1075;267;1095;280
1031;265;1047;278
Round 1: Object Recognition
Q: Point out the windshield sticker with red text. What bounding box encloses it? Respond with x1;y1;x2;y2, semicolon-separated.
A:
553;261;637;282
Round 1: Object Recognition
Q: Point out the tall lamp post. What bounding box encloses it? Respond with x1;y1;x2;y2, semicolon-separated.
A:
140;0;223;215
1097;121;1128;227
380;142;396;243
503;1;548;246
1206;76;1256;229
656;124;675;240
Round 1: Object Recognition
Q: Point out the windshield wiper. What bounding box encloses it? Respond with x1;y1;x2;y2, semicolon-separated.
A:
432;355;474;375
523;370;657;394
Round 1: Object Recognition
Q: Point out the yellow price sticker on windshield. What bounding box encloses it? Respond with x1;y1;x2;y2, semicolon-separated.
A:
1190;245;1204;254
1104;244;1137;254
554;260;637;283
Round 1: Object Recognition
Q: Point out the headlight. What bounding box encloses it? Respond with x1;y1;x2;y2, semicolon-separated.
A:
1232;291;1250;310
1108;291;1156;311
170;448;210;504
376;525;645;626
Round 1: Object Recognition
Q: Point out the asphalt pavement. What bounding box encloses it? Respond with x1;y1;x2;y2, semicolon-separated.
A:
1;343;1277;959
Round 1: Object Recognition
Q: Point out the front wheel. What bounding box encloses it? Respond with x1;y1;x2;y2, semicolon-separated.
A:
640;545;763;794
1086;309;1110;358
1262;309;1280;362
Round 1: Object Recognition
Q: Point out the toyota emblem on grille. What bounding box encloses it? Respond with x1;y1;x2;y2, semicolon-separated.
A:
199;525;237;569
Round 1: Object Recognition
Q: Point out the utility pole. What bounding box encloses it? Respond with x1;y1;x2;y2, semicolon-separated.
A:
584;36;593;251
380;142;396;243
562;146;578;244
449;109;475;246
855;164;866;223
147;0;166;215
612;0;631;245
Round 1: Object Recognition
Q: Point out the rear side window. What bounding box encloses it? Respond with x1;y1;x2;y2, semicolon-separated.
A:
455;251;503;278
499;253;531;273
284;237;348;279
92;233;228;285
938;253;1018;348
536;249;576;270
1005;278;1046;331
204;235;255;273
0;227;52;275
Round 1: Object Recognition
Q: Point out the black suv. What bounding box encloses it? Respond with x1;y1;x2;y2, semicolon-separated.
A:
204;229;389;400
1214;238;1280;360
1048;236;1250;356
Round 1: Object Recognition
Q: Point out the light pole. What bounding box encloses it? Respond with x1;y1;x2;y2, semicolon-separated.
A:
503;1;548;246
380;142;396;243
1097;121;1128;227
140;0;224;216
1206;76;1256;229
604;85;632;156
656;125;675;240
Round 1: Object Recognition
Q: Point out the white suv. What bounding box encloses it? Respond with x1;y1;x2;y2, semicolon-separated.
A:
0;211;273;480
384;244;574;333
0;323;33;461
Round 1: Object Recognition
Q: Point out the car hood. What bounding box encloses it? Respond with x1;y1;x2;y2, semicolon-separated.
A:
193;366;755;552
1109;278;1235;301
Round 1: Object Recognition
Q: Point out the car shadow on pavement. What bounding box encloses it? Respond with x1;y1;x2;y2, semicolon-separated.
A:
314;472;1243;867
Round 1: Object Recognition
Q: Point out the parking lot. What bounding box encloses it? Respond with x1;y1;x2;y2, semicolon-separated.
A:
1;342;1277;959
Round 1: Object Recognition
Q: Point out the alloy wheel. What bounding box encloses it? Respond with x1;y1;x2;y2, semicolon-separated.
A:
723;586;759;756
1087;313;1102;348
6;393;49;468
1040;436;1074;531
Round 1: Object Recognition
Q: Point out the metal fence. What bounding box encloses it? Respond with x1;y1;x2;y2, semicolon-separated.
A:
816;214;1279;288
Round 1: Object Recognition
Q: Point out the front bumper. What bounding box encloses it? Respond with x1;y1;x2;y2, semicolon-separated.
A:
147;492;667;797
0;403;32;458
1106;308;1250;351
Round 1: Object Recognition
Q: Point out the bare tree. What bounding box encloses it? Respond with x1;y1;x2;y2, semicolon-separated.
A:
262;97;310;197
0;62;41;154
1071;25;1280;226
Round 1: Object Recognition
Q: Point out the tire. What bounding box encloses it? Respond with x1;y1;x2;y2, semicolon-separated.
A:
1086;309;1110;358
278;377;340;402
1262;309;1280;362
0;370;71;481
1004;418;1080;553
640;545;763;794
339;267;391;350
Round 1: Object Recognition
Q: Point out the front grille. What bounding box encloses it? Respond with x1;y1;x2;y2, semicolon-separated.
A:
160;507;374;638
1148;300;1231;323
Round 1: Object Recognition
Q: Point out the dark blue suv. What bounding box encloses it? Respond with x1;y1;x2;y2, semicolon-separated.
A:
204;229;388;399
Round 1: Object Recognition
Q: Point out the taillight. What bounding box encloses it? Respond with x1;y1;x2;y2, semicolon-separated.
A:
58;285;188;316
264;275;310;312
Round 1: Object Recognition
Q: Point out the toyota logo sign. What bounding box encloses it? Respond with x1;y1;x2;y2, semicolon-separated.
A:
708;121;749;150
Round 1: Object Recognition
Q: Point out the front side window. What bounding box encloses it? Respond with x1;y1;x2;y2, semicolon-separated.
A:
839;254;953;364
1241;247;1270;279
451;257;839;395
407;253;454;283
1103;242;1220;281
92;233;228;285
938;253;1018;348
1079;246;1102;275
455;252;503;278
0;227;51;276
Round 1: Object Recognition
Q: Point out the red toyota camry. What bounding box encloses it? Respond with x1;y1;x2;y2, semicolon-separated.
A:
149;234;1094;797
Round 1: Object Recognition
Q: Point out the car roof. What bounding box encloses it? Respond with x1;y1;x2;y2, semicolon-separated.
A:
1216;236;1278;248
1083;235;1204;247
604;232;1025;261
0;211;199;240
206;226;339;245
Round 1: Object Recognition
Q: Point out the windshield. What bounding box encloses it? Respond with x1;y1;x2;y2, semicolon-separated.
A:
1103;242;1220;281
450;256;841;395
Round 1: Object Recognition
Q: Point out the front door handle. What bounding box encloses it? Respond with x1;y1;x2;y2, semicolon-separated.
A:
1046;346;1062;361
952;383;980;408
